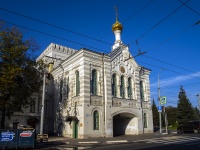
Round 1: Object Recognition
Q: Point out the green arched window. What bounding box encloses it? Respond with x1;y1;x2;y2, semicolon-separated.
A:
127;77;132;99
91;69;97;95
75;71;80;96
144;113;148;128
112;74;117;97
140;81;144;100
120;75;125;98
93;110;99;130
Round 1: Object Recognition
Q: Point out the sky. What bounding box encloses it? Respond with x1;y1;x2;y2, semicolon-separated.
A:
1;0;200;108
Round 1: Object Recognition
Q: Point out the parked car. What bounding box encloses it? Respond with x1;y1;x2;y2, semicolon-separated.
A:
177;121;200;133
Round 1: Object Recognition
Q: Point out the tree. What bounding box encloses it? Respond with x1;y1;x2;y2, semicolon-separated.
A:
193;107;200;120
151;98;159;127
165;106;177;127
176;86;194;126
0;25;42;128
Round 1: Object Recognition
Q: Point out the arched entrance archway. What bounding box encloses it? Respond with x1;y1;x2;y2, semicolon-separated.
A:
113;112;137;136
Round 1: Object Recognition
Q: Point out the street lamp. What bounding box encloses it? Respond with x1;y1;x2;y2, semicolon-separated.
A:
158;68;165;134
40;62;54;135
197;94;200;110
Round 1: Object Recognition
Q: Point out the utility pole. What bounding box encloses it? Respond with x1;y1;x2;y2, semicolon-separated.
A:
40;62;54;135
158;68;165;134
40;71;46;134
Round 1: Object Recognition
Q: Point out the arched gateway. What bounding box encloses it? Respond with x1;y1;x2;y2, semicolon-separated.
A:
112;111;139;136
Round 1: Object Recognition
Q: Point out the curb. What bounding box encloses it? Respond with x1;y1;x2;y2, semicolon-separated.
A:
106;140;128;144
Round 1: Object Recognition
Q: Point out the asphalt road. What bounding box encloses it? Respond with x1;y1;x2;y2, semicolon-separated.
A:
30;133;200;150
89;134;200;150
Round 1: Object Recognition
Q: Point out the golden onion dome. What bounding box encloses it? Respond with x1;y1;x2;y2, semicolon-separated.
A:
112;19;123;32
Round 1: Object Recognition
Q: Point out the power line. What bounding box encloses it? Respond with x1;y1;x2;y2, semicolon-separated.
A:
1;19;109;53
2;9;199;83
178;0;200;16
0;7;112;46
144;20;199;53
122;0;154;23
137;60;200;80
128;0;190;45
2;3;198;78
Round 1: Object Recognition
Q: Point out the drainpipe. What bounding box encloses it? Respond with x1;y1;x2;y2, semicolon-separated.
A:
102;53;106;136
90;63;91;106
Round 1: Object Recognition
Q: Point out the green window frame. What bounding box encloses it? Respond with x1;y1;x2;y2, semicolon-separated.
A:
120;75;125;98
144;113;148;128
140;81;144;100
112;74;117;96
93;110;99;130
127;77;132;99
75;71;80;96
91;69;97;95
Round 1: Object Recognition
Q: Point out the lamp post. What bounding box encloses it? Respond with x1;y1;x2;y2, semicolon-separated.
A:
197;94;200;110
158;68;165;134
40;62;54;135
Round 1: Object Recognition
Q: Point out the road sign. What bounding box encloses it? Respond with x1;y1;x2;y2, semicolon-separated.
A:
160;96;167;104
1;132;14;141
158;106;162;112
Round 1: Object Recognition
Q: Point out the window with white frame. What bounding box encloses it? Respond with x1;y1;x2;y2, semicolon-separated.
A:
75;71;80;96
127;77;132;99
144;112;148;128
30;98;36;113
93;110;99;130
140;81;144;101
120;75;125;98
112;73;117;97
91;69;97;95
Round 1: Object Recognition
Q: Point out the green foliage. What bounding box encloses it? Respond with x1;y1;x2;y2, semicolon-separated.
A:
165;106;177;126
0;25;42;128
193;107;200;120
151;99;159;126
176;86;195;126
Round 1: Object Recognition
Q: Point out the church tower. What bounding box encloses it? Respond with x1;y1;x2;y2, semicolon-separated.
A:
112;7;123;50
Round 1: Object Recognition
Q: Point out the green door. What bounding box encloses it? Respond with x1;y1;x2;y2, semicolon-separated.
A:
73;121;78;138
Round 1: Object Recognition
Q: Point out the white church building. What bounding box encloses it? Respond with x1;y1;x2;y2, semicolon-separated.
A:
5;17;153;138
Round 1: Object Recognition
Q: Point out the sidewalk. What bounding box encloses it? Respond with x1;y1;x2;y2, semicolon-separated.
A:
36;131;177;149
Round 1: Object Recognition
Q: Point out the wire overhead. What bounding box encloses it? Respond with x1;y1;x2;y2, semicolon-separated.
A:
128;0;190;45
0;7;112;46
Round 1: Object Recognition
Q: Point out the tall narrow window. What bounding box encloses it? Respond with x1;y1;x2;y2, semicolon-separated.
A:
144;113;148;128
127;77;132;99
91;69;97;95
60;79;63;101
93;110;99;130
66;76;69;99
30;98;35;113
112;74;117;96
140;81;144;100
75;71;80;96
120;75;125;98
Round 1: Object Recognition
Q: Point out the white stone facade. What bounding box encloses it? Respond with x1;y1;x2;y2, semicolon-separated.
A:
4;22;153;138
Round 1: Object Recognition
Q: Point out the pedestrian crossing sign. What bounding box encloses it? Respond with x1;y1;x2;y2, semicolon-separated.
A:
160;96;167;104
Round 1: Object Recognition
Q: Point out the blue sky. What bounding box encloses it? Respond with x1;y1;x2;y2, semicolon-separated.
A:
1;0;200;108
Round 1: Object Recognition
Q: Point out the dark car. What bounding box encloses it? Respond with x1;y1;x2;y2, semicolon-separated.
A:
177;121;200;133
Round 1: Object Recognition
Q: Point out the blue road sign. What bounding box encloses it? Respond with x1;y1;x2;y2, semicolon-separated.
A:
158;106;162;112
1;132;14;141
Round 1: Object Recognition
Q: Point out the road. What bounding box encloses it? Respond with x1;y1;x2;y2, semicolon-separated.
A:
89;134;200;150
34;133;200;150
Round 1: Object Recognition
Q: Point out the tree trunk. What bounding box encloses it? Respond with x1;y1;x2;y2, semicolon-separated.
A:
1;108;6;129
